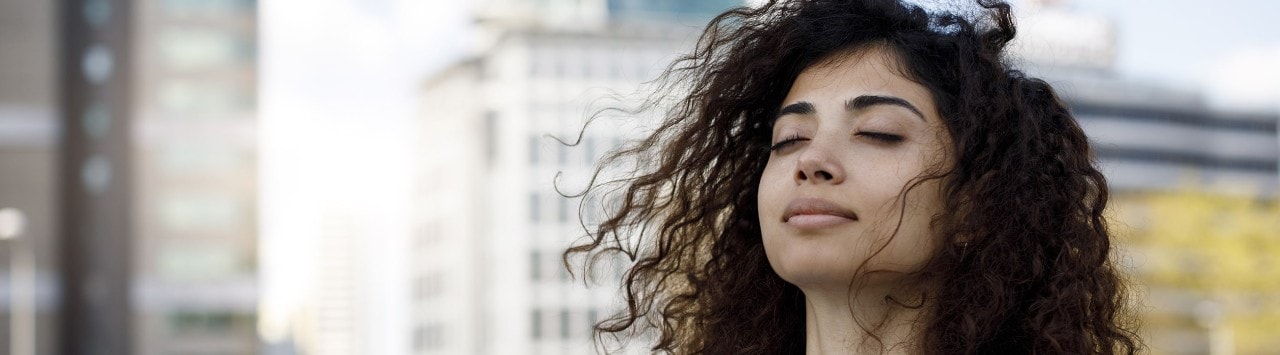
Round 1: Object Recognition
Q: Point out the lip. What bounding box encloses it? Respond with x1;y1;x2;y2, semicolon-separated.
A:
782;198;858;229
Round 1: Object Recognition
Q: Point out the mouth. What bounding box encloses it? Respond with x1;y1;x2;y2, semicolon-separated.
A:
782;198;858;229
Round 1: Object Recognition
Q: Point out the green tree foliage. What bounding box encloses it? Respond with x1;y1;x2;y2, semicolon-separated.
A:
1113;189;1280;354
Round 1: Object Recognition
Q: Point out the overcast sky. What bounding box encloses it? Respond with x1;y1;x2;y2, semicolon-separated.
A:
408;0;1280;110
1071;0;1280;109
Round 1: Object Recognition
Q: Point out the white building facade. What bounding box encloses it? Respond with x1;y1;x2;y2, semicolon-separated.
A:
413;1;740;354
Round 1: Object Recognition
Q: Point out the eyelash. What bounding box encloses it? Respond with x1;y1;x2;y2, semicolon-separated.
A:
857;131;904;143
769;134;807;151
769;132;903;151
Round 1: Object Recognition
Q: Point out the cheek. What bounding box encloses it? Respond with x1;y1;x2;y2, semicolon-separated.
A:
756;158;789;218
848;156;947;267
870;182;946;265
856;156;919;212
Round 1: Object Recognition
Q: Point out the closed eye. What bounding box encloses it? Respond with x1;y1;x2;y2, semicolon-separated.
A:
769;135;809;151
856;131;903;143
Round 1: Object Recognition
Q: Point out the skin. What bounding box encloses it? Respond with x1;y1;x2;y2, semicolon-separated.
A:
757;46;954;354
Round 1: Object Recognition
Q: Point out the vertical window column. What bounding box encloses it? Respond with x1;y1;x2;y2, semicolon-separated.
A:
531;309;543;340
59;0;136;354
559;308;571;340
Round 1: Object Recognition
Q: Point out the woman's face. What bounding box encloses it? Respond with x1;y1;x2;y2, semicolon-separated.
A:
758;47;952;292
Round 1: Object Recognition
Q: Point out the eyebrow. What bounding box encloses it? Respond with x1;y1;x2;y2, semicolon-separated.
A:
777;102;815;116
846;95;926;121
775;95;927;122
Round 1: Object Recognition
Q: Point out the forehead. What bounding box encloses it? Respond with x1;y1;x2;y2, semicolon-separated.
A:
784;46;937;116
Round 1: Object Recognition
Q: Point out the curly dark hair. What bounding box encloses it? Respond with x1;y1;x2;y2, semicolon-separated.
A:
563;0;1143;353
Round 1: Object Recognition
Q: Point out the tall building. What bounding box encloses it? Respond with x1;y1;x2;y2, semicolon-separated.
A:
1051;65;1279;355
414;1;742;354
2;0;260;354
1064;76;1278;194
0;0;61;354
1019;3;1280;353
131;0;260;354
1074;76;1280;353
418;1;1278;354
1014;1;1278;195
1055;58;1280;355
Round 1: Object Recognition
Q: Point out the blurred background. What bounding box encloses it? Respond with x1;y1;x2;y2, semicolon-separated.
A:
0;0;1276;354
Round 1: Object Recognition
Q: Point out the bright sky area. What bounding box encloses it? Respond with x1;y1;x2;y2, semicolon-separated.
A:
278;0;1280;113
1072;0;1280;109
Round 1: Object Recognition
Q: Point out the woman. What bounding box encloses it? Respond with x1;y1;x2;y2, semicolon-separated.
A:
565;0;1142;353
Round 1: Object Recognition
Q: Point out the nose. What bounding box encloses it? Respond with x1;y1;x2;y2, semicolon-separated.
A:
794;140;845;185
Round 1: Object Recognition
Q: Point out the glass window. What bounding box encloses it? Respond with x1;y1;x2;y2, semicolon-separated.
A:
614;254;628;280
529;193;540;222
157;29;250;70
530;250;541;281
607;0;742;20
532;45;550;78
165;311;247;336
158;192;242;231
413;324;425;351
557;196;569;224
156;79;251;116
159;143;247;175
413;274;425;300
554;54;566;78
583;197;601;226
609;56;623;81
429;324;444;349
557;141;568;166
529;135;539;165
586;308;598;338
162;0;256;14
157;243;244;279
560;309;571;340
531;309;543;340
422;272;443;299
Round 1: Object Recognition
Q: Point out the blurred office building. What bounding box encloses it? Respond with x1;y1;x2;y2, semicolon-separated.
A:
415;1;742;354
1022;5;1279;351
0;0;62;354
420;0;1277;354
0;0;259;354
131;0;260;354
1014;2;1278;196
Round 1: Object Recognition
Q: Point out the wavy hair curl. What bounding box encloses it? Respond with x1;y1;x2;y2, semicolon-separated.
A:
564;0;1143;353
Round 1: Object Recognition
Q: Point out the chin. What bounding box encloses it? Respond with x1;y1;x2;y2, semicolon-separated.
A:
763;236;863;289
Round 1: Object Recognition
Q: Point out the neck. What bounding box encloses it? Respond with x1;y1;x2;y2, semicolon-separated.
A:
802;284;928;355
